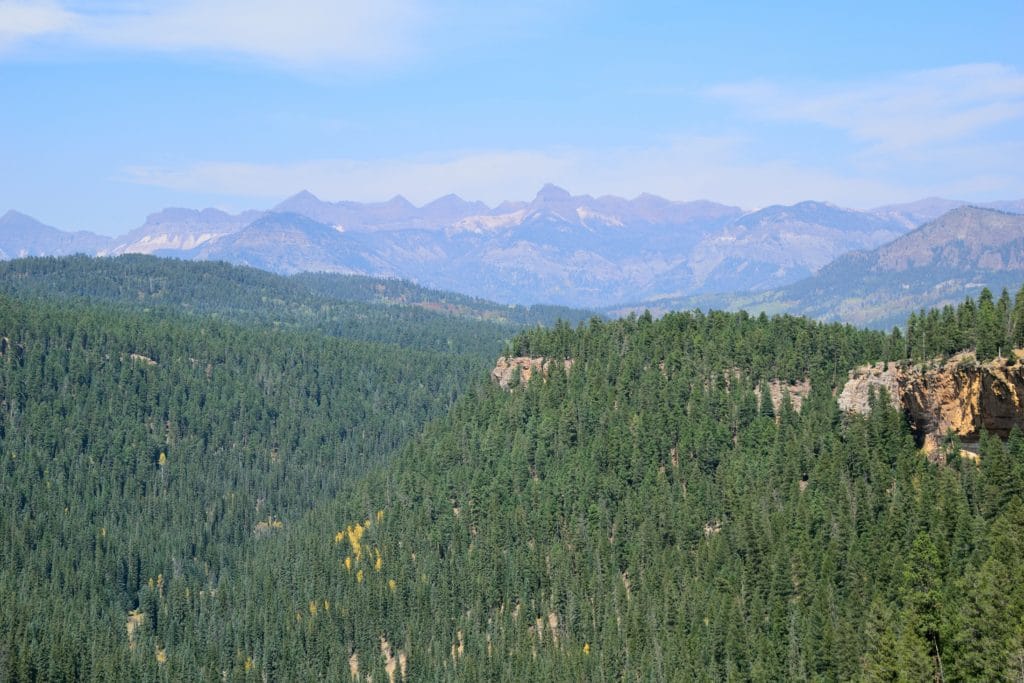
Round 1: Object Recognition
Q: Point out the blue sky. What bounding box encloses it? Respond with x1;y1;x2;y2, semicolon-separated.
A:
1;1;1022;236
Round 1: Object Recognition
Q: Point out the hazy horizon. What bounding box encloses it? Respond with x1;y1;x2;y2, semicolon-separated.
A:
1;1;1021;236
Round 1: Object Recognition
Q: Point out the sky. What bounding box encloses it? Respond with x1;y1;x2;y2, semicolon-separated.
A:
1;1;1022;236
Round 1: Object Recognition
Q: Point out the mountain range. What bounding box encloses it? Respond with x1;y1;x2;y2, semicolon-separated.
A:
3;188;1023;321
630;206;1024;328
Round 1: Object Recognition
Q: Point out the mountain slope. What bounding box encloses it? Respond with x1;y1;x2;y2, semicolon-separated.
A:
781;206;1024;327
688;200;905;293
628;206;1024;329
191;212;376;275
0;255;599;357
107;207;261;255
872;197;1024;229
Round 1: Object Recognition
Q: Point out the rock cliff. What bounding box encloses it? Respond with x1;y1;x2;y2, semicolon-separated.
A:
491;356;574;390
756;378;812;414
838;351;1024;457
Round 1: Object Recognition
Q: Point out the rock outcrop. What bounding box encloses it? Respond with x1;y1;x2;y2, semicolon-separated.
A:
837;363;902;414
838;351;1024;456
755;378;812;414
491;356;573;390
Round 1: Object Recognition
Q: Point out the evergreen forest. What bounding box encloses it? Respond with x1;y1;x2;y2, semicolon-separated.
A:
1;257;1023;681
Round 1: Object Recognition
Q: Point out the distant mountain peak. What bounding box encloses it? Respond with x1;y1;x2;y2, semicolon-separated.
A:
274;190;325;211
289;190;321;202
534;184;572;202
1;209;40;224
425;193;467;207
385;195;414;208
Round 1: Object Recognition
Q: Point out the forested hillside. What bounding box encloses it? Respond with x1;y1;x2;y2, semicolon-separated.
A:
0;255;596;358
254;310;1018;681
3;279;1023;680
0;295;483;680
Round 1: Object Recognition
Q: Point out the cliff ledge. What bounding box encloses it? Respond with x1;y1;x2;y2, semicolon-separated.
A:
838;351;1024;458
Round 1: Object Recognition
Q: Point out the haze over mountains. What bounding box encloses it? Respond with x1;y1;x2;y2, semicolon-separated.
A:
2;188;1023;324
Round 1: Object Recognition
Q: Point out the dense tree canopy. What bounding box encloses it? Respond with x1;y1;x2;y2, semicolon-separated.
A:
1;257;1022;680
904;285;1024;363
0;255;597;359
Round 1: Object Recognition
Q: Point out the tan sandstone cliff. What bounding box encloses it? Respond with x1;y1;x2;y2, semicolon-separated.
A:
838;351;1024;457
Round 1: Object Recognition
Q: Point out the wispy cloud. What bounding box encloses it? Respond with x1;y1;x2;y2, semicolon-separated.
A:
0;0;423;66
111;61;1024;208
708;64;1024;152
119;139;930;210
0;1;76;48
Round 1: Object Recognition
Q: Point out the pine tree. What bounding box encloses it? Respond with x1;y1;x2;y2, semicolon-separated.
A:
977;288;1002;360
900;533;945;682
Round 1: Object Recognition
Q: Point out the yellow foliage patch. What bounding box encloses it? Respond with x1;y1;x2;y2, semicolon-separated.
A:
346;522;366;560
126;609;144;650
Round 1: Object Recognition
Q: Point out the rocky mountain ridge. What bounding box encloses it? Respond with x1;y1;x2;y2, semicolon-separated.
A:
4;190;1023;311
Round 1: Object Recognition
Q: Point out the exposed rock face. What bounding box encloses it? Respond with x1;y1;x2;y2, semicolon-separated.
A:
836;363;902;414
491;356;573;390
755;378;812;413
838;352;1024;454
